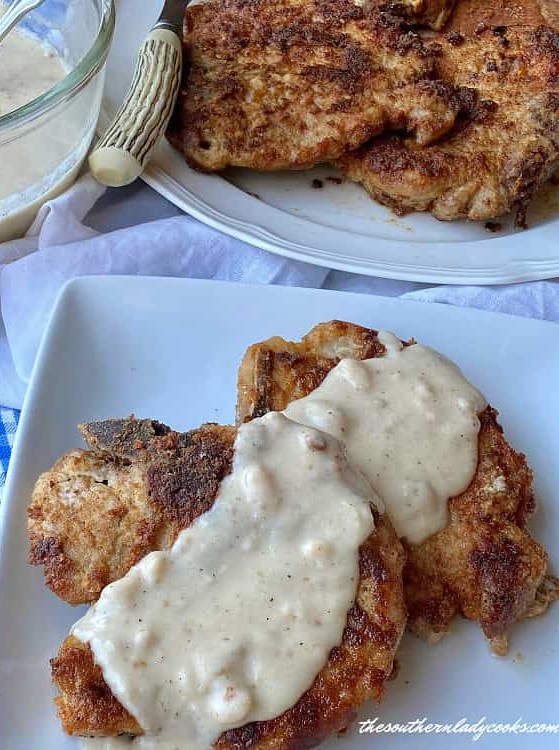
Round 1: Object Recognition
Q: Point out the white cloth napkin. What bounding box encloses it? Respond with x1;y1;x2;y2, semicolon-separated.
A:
1;175;558;410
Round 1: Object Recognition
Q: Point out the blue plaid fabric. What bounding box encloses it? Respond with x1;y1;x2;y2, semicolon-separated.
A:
0;407;20;490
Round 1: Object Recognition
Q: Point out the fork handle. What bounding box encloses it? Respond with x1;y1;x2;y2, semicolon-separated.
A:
89;27;182;187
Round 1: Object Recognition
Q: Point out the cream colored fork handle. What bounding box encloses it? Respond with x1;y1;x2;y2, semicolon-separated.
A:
89;28;182;187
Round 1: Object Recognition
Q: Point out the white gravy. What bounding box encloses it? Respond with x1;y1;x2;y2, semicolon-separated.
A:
0;19;65;117
285;331;487;544
0;8;83;241
75;332;487;749
74;413;375;750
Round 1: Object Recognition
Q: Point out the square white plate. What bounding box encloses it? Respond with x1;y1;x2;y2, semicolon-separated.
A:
1;276;558;750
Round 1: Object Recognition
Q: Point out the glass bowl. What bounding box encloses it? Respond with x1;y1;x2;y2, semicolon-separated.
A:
0;0;115;242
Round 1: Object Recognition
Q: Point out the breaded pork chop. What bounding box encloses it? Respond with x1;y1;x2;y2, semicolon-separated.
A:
236;321;555;654
28;421;235;605
337;25;559;225
48;426;406;745
167;0;465;172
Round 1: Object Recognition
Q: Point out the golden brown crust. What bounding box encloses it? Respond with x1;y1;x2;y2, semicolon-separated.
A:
235;321;551;650
51;635;143;737
167;0;464;172
28;422;235;604
337;23;559;225
405;406;547;651
51;511;406;745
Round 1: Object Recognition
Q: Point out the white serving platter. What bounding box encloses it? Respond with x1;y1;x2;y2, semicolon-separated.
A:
98;0;559;284
0;276;558;749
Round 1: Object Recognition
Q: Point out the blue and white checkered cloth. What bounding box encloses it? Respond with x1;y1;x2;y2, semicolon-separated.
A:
0;407;20;491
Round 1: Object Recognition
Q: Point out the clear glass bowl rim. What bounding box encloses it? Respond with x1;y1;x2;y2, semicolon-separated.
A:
0;0;115;131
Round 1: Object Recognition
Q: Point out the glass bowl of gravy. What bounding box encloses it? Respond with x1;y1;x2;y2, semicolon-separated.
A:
0;0;115;242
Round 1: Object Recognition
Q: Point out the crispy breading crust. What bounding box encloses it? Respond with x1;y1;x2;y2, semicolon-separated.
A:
407;406;546;653
337;24;559;225
168;0;465;172
51;635;142;737
51;505;407;744
28;423;235;604
235;321;552;652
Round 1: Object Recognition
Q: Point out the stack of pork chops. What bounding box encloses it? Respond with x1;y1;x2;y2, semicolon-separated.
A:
29;321;558;746
166;0;559;226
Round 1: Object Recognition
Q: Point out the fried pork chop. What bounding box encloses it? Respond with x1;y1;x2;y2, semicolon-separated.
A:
52;523;405;743
167;0;466;172
236;321;556;653
28;420;235;605
337;24;559;225
43;421;406;744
